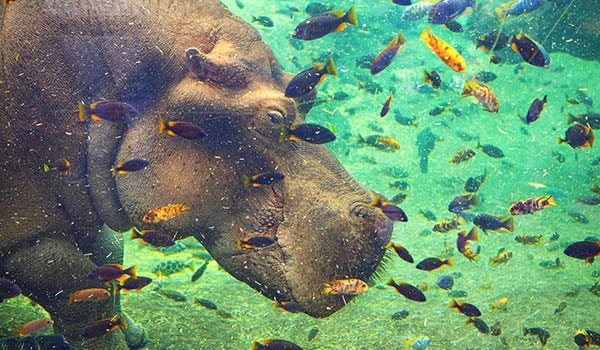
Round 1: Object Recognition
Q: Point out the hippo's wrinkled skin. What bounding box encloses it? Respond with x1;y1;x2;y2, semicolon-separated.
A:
0;1;393;349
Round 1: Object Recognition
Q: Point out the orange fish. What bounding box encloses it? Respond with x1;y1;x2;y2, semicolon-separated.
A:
68;288;111;304
323;278;368;295
420;27;466;73
14;319;54;336
461;79;499;113
143;203;189;223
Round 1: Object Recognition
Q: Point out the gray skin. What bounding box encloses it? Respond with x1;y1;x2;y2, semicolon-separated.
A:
0;1;393;349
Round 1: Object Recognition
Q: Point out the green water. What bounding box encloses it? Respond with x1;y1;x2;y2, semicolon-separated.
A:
3;0;600;349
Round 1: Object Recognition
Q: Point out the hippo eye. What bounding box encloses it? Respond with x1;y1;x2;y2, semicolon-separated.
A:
267;110;284;124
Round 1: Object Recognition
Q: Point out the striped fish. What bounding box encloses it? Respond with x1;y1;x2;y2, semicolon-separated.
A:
461;79;499;113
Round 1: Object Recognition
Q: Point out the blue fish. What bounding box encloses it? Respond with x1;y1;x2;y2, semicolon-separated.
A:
436;275;454;290
371;32;407;75
404;336;431;349
428;0;475;25
402;1;436;21
496;0;545;18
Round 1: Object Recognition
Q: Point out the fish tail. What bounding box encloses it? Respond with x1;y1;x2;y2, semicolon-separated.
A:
78;101;89;122
113;281;121;295
278;124;289;143
566;113;576;125
130;230;141;240
396;32;407;47
446;257;454;267
558;137;566;144
466;227;480;242
118;315;128;329
243;175;251;188
494;5;507;19
449;299;458;308
325;57;338;77
344;6;358;26
419;26;431;43
323;283;332;294
503;216;515;232
124;266;137;279
251;342;264;350
423;70;430;84
68;292;76;304
470;193;480;207
461;80;474;97
385;241;393;249
547;195;557;206
159;118;167;134
386;278;396;287
589;128;595;148
180;203;189;213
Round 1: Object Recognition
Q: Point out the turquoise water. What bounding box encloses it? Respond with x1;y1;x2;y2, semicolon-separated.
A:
2;0;600;349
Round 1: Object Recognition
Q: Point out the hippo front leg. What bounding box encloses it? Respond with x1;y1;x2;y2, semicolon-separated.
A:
0;236;129;350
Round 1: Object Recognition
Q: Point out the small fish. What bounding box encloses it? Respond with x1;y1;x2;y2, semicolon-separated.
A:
14;319;54;336
449;149;476;164
467;318;490;334
387;279;426;302
0;278;21;302
68;288;111;304
191;261;210;282
511;32;550;68
403;336;431;350
509;195;556;215
456;227;480;261
251;339;303;350
78;100;138;122
402;1;436;21
371;32;408;75
307;326;319;341
490;321;502;336
82;316;126;339
370;196;408;222
156;288;187;302
474;71;498;83
143;203;188;223
111;158;149;176
131;229;175;247
489;248;513;266
429;105;445;116
195;298;218;310
362;135;401;151
515;234;544;245
416;257;453;271
443;20;463;33
490;297;508;311
433;217;464;233
567;113;600;129
418;209;437;221
464;172;487;193
386;242;414;263
44;158;71;175
489;54;502;64
525;95;548;124
591;184;600;195
477;143;504;158
496;0;545;18
273;301;306;313
577;196;600;205
554;301;567;314
462;79;499;113
474;214;514;233
323;278;368;295
564;240;600;263
449;299;481;317
391;310;410;320
559;123;595;148
88;264;137;284
393;0;412;5
436;275;454;290
423;70;442;89
380;93;394;117
523;327;551;347
243;172;284;188
285;58;338;97
475;29;509;52
280;123;336;144
576;90;594;106
574;329;600;348
394;113;419;127
252;16;274;27
428;0;475;24
159;119;207;139
448;193;479;213
237;236;277;250
115;276;153;292
420;27;466;73
292;6;358;40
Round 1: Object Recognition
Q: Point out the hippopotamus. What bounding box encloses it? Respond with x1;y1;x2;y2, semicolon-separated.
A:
0;1;393;349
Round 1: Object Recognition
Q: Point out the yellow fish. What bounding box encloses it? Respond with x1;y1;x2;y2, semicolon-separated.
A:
143;203;189;223
461;79;499;113
420;27;466;73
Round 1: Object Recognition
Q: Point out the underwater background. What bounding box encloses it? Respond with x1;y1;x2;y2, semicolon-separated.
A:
2;0;600;349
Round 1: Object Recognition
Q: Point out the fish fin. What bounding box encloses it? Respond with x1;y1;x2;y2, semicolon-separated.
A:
461;81;473;97
511;42;519;54
288;135;302;142
423;70;430;84
68;292;75;304
503;216;515;232
130;230;141;240
467;227;480;242
124;266;137;279
78;101;89;122
385;241;393;249
317;75;327;85
119;316;128;329
396;32;408;46
419;27;431;42
90;114;103;121
332;23;347;33
589;128;595;148
325;57;338;76
278;124;288;143
111;166;118;177
494;5;507;19
557;138;565;144
546;195;557;206
251;342;263;350
449;299;458;308
446;257;454;267
386;278;395;287
159;118;167;134
470;193;480;207
107;264;124;269
243;175;251;188
112;281;120;295
481;46;488;52
323;283;332;294
344;6;358;26
566;113;576;125
328;9;345;17
236;239;243;250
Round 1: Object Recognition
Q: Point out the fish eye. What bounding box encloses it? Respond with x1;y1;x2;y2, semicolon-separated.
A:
267;110;284;124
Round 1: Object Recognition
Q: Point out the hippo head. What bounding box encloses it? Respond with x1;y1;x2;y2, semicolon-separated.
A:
109;3;393;317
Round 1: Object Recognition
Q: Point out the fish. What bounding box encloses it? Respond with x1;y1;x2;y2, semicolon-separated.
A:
428;0;475;24
564;240;600;263
416;257;453;271
156;288;187;302
285;57;338;97
420;27;466;73
474;71;498;83
159;119;207;139
449;149;476;164
418;209;437;221
14;319;54;336
380;93;394;117
576;90;594;106
515;234;544;245
489;248;513;266
554;301;567;314
490;321;503;336
559;123;595;148
433;217;464;233
443;20;463;33
387;279;427;302
496;0;545;18
78;100;138;122
456;227;480;261
82;316;127;339
252;16;274;27
143;203;189;223
574;329;600;348
461;79;499;113
371;32;408;75
402;1;436;21
0;278;21;302
243;171;285;188
423;70;442;89
489;54;502;64
323;278;368;295
567;113;600;129
251;339;303;350
436;275;454;290
280;123;336;144
577;196;600;205
474;214;514;233
475;29;509;52
403;336;431;350
305;3;333;16
477;143;504;158
464;172;487;193
130;229;175;247
111;158;149;176
393;0;412;5
359;135;401;151
386;242;414;263
370;196;408;222
510;32;550;68
273;301;306;313
237;236;277;250
115;276;153;292
509;195;556;215
448;193;479;213
449;299;481;317
88;264;137;284
467;318;490;334
292;6;357;40
525;95;548;124
307;326;319;341
416;127;440;173
195;298;218;310
191;261;210;282
391;310;410;320
43;158;71;175
490;297;509;311
523;327;551;347
68;288;111;304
